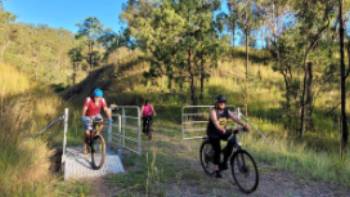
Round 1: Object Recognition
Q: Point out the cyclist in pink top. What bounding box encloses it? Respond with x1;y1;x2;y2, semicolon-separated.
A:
141;99;156;140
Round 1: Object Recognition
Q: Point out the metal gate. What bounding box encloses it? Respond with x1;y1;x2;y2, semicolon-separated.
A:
181;105;243;140
108;106;142;155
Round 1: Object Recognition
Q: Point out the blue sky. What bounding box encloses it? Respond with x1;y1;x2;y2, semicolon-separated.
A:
3;0;127;32
3;0;268;48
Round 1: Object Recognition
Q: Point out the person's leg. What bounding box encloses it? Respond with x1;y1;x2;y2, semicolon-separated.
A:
147;116;153;140
142;117;147;134
81;116;93;154
221;133;237;170
210;137;222;178
94;114;104;134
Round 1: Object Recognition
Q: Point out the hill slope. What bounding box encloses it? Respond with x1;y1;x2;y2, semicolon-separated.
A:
0;63;90;196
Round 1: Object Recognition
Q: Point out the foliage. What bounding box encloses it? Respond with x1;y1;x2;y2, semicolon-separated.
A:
0;8;77;84
122;0;229;104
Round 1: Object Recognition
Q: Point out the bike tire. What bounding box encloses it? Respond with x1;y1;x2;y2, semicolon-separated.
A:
90;134;106;170
230;149;259;193
199;140;216;176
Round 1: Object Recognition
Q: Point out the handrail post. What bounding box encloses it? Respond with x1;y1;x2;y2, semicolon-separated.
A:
107;106;113;144
237;107;242;120
137;107;142;155
122;108;126;147
181;106;185;140
62;108;69;165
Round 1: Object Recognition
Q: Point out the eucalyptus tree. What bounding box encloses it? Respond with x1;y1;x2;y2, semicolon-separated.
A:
291;0;337;136
122;0;225;104
225;0;239;47
98;28;130;60
338;0;349;157
76;17;104;71
68;47;83;85
228;0;265;115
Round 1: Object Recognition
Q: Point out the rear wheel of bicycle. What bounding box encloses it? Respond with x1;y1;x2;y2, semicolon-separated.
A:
230;150;259;193
200;140;216;176
90;134;106;170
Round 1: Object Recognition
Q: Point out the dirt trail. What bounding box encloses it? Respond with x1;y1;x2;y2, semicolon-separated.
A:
90;164;350;197
164;166;350;197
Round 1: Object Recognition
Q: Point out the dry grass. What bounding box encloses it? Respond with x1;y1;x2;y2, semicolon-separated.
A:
0;64;72;196
0;63;30;97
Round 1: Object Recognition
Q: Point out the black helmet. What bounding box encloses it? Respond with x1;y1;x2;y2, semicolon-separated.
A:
215;95;226;103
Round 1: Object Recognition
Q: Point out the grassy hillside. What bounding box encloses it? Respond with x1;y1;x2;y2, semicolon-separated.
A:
0;63;90;196
1;22;79;85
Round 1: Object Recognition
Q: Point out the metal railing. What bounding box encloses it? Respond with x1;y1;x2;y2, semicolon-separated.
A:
181;105;266;140
30;108;69;167
61;108;69;166
181;105;243;140
109;105;142;155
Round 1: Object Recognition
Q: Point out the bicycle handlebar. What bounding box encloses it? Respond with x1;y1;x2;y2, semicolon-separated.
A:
226;127;248;134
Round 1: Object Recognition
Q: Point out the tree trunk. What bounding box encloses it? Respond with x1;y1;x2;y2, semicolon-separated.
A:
232;23;236;47
300;62;314;135
72;62;78;85
168;74;173;90
299;61;307;137
188;48;197;105
339;0;348;158
88;41;94;71
200;56;205;100
244;29;249;116
304;62;313;131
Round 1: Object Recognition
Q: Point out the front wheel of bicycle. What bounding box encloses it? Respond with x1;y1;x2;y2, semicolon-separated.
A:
200;140;216;176
230;149;259;193
90;134;106;170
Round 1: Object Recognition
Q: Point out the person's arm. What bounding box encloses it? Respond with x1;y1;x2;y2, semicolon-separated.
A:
228;111;250;131
104;106;112;119
82;106;88;116
151;104;157;116
140;105;144;118
102;99;112;120
82;98;89;116
210;110;226;133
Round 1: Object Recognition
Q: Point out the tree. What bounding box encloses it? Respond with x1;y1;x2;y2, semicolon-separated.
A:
232;0;264;115
68;47;83;85
122;0;225;104
338;0;348;157
293;0;336;136
76;17;104;71
226;0;239;47
176;0;225;103
266;0;337;135
98;28;129;60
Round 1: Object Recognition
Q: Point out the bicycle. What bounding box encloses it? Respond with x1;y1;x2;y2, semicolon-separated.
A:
142;116;153;140
87;118;106;170
200;127;259;193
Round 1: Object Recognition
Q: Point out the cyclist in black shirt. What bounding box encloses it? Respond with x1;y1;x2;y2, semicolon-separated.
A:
207;95;250;178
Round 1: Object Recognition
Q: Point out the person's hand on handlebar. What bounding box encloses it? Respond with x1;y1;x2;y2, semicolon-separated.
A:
107;118;113;126
242;124;251;132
